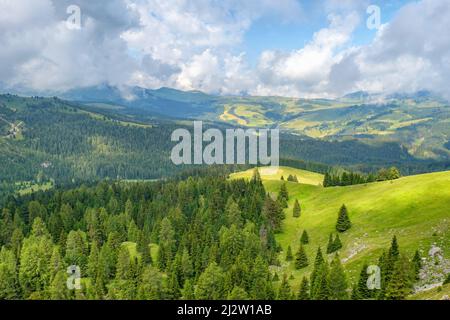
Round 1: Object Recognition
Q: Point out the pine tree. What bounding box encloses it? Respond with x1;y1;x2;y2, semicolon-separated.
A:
49;270;69;300
137;266;164;300
389;236;400;259
315;264;330;300
286;245;293;261
277;183;289;208
116;246;132;280
385;255;414;300
323;172;331;187
0;247;19;299
297;277;310;300
292;199;301;218
195;262;225;300
310;247;325;298
87;241;99;279
329;254;348;300
332;234;343;252
326;234;334;254
277;274;292;300
336;205;351;232
352;264;371;300
228;286;249;300
300;230;309;245
295;245;309;269
182;279;195;299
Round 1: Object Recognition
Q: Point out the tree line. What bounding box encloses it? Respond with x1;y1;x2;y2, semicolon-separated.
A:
323;167;401;187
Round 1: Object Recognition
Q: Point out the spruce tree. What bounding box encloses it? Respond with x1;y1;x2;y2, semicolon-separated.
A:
329;254;348;300
315;264;330;300
297;276;310;300
300;230;309;245
310;247;325;297
389;236;400;259
277;274;292;300
412;250;422;280
286;245;293;261
332;234;343;252
277;183;289;208
292;199;301;218
385;255;414;300
326;234;334;254
352;264;371;300
336;204;351;233
295;245;309;269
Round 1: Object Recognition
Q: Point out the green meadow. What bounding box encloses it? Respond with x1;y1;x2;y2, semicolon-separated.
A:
231;167;450;295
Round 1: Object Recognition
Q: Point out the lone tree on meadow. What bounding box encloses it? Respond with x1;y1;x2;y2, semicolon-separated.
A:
293;199;301;218
336;204;351;233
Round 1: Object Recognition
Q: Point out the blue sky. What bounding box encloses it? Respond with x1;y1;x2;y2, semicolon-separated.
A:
242;0;413;63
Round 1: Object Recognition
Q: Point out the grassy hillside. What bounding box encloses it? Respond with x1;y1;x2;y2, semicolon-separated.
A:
229;166;324;186
231;167;450;295
409;284;450;300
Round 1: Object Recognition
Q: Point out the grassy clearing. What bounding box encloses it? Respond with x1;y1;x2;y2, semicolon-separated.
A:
229;166;324;186
16;181;53;196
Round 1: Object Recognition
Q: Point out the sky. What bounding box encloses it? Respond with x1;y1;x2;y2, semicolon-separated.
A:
1;0;450;99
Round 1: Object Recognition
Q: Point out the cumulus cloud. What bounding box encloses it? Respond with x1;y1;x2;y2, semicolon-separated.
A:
252;12;360;98
1;0;450;99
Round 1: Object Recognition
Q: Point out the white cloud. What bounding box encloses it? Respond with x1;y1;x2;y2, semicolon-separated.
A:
1;0;450;100
251;12;360;97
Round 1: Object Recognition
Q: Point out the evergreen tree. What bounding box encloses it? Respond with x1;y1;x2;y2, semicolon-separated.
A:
116;246;132;280
262;197;284;232
157;217;175;270
332;234;343;252
228;286;249;300
87;241;99;279
225;197;243;228
300;230;309;245
385;255;414;300
49;271;69;300
195;262;225;300
315;264;330;300
336;205;351;233
181;279;195;300
326;234;334;254
310;247;325;298
0;247;19;299
277;274;292;300
292;199;301;218
137;266;164;300
286;245;293;261
297;277;310;300
277;183;289;208
323;173;331;187
389;236;400;259
329;254;348;300
295;245;309;270
352;264;371;300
